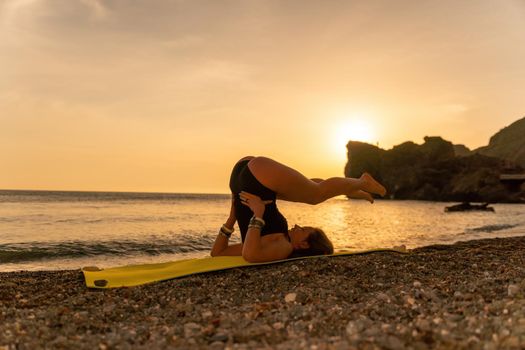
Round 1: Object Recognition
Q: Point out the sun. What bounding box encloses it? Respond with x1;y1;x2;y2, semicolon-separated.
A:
331;119;377;159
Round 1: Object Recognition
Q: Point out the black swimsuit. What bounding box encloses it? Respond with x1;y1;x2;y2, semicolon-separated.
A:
229;159;289;242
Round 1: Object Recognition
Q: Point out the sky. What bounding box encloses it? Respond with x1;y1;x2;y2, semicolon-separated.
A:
1;0;525;193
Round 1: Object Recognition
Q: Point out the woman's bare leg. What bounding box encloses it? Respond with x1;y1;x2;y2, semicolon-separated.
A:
312;178;374;203
348;190;374;203
248;157;386;205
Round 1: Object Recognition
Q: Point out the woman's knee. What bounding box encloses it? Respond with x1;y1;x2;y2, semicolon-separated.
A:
248;156;273;167
305;190;324;205
247;157;277;178
309;184;332;205
293;183;324;205
238;155;256;162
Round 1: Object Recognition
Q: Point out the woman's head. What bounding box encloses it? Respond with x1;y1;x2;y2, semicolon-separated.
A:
288;224;334;257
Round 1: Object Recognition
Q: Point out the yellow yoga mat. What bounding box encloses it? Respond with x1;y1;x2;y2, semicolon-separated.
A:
82;247;409;289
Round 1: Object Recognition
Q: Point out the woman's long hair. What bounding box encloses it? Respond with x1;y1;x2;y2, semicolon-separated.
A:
289;228;334;258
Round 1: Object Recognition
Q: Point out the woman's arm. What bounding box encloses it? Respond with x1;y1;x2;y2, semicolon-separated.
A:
239;191;292;262
242;227;292;262
210;194;243;257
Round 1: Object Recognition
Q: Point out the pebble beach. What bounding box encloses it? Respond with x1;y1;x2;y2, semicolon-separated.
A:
2;236;525;349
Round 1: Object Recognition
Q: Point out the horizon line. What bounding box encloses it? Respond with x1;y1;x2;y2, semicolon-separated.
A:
0;188;231;196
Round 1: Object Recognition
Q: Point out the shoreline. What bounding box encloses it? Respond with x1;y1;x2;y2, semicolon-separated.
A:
2;236;525;349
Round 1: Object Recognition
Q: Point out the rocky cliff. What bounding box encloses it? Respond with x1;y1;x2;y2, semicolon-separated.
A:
345;135;525;203
474;116;525;167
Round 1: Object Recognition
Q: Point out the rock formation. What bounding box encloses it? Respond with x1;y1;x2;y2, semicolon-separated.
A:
474;116;525;167
453;144;472;157
345;132;525;203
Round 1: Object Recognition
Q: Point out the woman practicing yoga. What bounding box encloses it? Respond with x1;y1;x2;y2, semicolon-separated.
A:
210;156;386;262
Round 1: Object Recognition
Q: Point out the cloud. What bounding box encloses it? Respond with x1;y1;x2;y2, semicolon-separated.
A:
161;35;204;50
439;103;469;116
79;0;109;19
178;60;254;87
0;0;39;29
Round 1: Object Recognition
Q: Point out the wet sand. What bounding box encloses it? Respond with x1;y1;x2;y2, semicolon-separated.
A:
2;236;525;349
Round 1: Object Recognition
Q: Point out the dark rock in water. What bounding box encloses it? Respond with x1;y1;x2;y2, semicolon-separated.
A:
445;202;495;213
345;126;525;203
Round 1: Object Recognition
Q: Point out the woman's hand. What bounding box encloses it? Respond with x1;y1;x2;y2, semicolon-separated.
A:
239;191;273;218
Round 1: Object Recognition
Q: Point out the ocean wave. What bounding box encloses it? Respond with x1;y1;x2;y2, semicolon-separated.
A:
0;236;216;263
54;218;105;224
467;223;520;233
0;217;18;223
0;190;229;203
51;216;190;224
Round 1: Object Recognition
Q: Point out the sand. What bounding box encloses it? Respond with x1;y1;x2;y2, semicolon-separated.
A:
2;236;525;349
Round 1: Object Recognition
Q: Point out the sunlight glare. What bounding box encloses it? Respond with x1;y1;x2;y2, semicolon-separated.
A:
332;118;376;159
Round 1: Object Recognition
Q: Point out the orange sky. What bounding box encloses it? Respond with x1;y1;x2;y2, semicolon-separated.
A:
1;0;524;193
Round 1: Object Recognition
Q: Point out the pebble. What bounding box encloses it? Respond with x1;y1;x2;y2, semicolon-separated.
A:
503;336;520;347
346;318;369;339
209;341;225;349
508;284;519;297
273;322;285;330
202;310;213;319
289;304;304;319
3;236;525;349
345;321;360;338
404;296;416;306
376;292;390;303
385;335;404;350
285;293;297;303
211;333;229;342
467;335;480;343
183;322;201;338
415;318;431;331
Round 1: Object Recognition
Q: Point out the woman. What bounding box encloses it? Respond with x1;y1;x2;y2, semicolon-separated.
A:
210;156;386;262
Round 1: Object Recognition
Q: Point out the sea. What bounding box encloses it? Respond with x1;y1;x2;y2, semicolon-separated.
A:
0;190;524;272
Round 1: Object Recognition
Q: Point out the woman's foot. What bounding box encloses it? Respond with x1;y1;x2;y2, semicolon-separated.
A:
349;190;374;203
360;173;387;197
